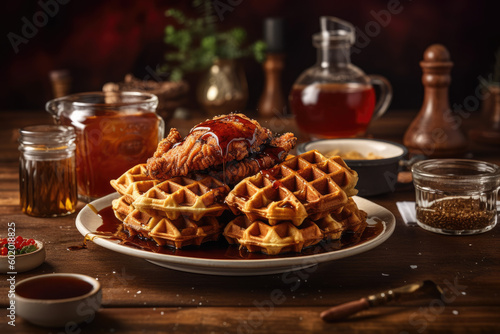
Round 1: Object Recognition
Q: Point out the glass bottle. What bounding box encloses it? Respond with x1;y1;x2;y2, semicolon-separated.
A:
289;17;392;139
19;125;78;217
46;92;164;202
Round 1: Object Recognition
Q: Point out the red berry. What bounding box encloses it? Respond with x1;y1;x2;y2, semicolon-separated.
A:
1;247;8;256
28;239;36;245
16;236;23;242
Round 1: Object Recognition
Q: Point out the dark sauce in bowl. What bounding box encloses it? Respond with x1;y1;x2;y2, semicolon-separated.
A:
17;276;94;300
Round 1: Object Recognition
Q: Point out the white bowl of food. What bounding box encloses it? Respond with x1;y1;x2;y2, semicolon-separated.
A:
297;138;408;196
15;273;102;327
0;238;45;273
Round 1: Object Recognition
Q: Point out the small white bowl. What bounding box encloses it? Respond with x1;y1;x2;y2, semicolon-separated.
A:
0;240;45;274
15;273;102;327
297;138;408;196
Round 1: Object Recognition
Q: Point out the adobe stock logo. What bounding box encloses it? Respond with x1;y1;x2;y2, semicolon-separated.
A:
7;0;71;54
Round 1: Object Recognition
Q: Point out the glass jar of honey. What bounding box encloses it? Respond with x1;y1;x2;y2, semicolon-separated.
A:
289;17;392;139
46;92;164;202
19;125;78;217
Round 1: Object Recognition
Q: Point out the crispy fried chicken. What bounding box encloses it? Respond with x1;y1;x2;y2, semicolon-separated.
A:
208;133;297;184
147;114;296;184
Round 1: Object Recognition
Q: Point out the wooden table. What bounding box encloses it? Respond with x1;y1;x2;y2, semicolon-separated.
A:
1;110;500;333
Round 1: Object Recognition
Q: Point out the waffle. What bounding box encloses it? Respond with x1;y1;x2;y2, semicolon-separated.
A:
225;150;359;226
122;208;158;239
132;175;230;221
330;198;368;238
223;216;321;255
116;200;224;248
110;164;160;203
111;196;134;222
148;214;223;248
223;214;350;255
224;198;367;255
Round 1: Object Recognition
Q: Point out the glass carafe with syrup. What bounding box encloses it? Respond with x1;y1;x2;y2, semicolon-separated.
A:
289;16;392;139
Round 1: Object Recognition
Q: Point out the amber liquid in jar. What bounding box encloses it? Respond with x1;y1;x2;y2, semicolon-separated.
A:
290;83;376;138
61;110;161;200
20;158;78;217
19;125;78;217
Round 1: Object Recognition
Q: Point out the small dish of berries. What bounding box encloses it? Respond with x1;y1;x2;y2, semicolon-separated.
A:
0;236;46;273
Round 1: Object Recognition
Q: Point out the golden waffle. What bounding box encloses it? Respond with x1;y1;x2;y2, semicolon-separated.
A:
111;196;134;222
330;198;368;238
223;216;322;255
225;150;359;226
132;175;230;221
120;205;223;248
110;164;160;203
122;208;159;239
223;199;368;255
148;215;223;248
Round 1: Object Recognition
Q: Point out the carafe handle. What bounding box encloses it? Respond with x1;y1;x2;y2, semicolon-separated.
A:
45;98;66;124
368;75;393;120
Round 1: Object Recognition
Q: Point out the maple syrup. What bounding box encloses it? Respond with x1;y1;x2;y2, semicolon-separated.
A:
46;92;164;202
260;170;282;189
60;111;161;201
19;125;78;217
191;114;258;161
254;146;286;169
290;83;376;138
17;276;93;300
289;17;392;139
94;206;385;260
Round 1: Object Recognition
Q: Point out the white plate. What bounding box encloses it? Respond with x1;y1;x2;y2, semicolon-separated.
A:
75;193;395;276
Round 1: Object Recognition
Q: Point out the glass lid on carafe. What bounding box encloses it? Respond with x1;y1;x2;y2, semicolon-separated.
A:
313;16;355;47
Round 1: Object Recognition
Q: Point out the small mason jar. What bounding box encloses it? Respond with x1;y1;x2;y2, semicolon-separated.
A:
19;125;78;217
412;159;500;235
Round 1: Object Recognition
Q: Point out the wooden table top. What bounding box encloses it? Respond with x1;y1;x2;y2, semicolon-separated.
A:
1;110;499;334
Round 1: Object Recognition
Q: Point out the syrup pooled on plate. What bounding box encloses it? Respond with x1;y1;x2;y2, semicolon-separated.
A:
94;206;384;260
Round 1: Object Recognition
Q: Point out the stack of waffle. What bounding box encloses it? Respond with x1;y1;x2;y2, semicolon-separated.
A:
109;151;368;255
110;164;230;248
223;150;368;255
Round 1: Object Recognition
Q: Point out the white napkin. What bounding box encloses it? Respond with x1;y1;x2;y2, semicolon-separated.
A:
396;202;418;226
397;201;500;226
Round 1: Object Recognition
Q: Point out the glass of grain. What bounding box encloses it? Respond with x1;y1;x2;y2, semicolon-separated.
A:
412;159;500;235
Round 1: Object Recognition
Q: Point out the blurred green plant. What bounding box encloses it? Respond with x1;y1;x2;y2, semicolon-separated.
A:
161;0;266;81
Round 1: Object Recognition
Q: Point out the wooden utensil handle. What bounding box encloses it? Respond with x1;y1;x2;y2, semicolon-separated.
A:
320;298;370;322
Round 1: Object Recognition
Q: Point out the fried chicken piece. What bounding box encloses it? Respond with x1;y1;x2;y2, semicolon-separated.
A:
208;133;297;185
147;114;272;180
152;128;182;158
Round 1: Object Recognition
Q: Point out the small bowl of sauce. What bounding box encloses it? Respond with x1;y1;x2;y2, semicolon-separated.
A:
15;273;102;327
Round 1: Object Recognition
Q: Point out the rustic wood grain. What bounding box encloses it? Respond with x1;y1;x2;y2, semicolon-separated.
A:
1;110;499;333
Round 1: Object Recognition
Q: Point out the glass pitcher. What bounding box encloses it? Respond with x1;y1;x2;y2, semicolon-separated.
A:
289;16;392;139
46;92;164;202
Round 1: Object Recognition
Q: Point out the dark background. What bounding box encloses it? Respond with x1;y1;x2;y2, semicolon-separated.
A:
1;0;498;112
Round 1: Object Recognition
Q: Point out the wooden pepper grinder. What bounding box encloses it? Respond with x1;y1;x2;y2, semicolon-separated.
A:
258;18;286;118
403;44;467;157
